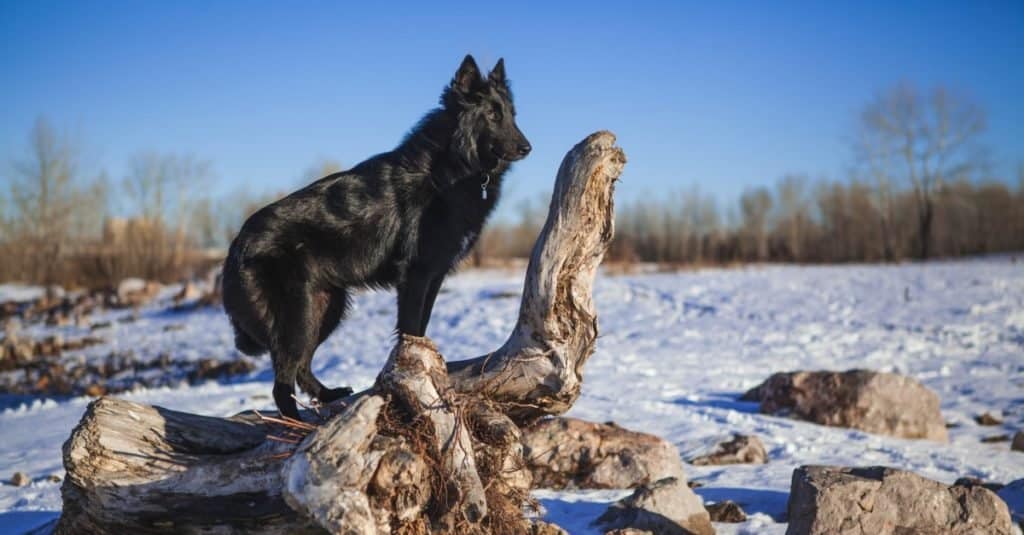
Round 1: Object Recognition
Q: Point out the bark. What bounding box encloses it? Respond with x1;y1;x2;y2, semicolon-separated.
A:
55;131;626;534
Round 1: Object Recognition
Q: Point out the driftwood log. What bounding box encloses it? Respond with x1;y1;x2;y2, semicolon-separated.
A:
55;131;626;534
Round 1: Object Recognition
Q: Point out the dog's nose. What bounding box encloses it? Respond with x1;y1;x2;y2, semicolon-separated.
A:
517;142;532;156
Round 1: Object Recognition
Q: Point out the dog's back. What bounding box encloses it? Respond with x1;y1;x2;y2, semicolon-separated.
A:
222;166;404;352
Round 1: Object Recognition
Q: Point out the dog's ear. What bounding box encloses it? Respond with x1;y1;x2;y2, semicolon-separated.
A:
452;54;482;94
488;58;506;86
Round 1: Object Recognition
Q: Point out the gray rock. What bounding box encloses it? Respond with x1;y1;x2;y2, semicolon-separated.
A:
705;500;746;523
523;417;687;489
689;434;767;466
594;477;714;535
1012;431;1024;452
975;412;1003;426
10;472;29;487
742;369;947;442
786;465;1013;535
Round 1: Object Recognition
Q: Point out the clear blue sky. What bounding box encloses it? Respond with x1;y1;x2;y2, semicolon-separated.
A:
2;1;1022;220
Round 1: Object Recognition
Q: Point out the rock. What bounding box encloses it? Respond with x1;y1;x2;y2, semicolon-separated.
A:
742;370;948;442
84;384;107;397
689;434;767;466
981;434;1009;443
45;313;71;327
523;417;687;489
975;412;1003;426
11;472;29;486
116;278;161;308
45;285;65;300
47;474;62;483
604;529;652;535
173;282;202;305
787;465;1013;535
188;358;257;382
705;501;746;523
594;477;714;535
1012;431;1024;452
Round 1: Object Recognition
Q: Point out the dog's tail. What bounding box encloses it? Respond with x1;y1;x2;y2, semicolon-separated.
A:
232;320;267;356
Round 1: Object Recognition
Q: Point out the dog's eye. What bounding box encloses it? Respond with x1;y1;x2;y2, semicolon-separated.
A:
487;109;502;122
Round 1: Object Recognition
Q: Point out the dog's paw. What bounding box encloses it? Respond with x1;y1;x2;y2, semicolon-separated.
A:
319;386;354;403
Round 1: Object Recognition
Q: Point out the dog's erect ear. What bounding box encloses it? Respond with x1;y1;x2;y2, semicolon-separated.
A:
488;58;506;86
452;54;482;94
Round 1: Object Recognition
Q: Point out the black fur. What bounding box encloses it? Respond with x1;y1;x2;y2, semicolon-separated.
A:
222;55;530;420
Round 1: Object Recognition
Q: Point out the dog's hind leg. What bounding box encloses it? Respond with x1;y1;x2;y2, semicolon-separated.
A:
270;354;300;421
296;287;354;404
267;278;324;421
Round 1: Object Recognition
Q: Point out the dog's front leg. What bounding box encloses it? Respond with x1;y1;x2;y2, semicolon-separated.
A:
418;275;445;335
397;272;432;336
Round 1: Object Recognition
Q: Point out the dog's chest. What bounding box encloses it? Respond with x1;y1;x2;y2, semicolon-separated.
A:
415;192;493;268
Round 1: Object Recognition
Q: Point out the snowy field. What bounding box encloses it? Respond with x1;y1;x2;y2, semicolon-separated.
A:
1;257;1023;534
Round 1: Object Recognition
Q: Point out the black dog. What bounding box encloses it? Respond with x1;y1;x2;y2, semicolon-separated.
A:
222;55;530;420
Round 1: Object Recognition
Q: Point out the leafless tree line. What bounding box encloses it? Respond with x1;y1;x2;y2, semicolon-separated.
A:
483;84;1024;265
2;85;1020;287
0;118;311;288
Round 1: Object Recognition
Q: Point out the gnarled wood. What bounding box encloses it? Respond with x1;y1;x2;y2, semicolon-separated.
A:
56;397;321;534
448;131;624;423
55;131;626;534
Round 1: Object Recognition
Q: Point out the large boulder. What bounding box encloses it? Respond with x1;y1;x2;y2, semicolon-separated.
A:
594;477;714;535
522;417;686;489
741;369;947;442
786;465;1013;535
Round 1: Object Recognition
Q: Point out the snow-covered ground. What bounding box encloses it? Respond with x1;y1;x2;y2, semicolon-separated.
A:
2;258;1023;534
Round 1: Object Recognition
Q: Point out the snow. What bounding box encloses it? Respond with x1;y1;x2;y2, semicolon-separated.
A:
2;257;1023;534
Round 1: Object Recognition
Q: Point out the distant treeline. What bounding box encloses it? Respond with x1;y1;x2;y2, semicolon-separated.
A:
0;118;337;288
1;84;1021;288
478;174;1024;266
479;84;1024;265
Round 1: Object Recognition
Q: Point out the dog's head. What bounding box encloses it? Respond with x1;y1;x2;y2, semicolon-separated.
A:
443;55;531;173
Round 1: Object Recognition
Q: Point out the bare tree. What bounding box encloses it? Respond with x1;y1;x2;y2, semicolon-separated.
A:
856;84;986;259
3;118;106;284
740;186;773;261
123;152;211;226
774;175;811;262
124;152;213;260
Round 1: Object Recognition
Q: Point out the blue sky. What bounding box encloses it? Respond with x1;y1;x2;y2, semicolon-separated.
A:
2;1;1022;220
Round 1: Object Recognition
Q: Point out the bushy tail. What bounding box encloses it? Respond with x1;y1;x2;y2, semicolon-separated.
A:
232;321;267;356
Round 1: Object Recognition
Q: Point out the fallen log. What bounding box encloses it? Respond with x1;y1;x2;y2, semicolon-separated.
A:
55;131;626;534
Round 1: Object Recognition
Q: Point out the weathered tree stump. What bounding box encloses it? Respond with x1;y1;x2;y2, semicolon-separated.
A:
55;131;626;534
